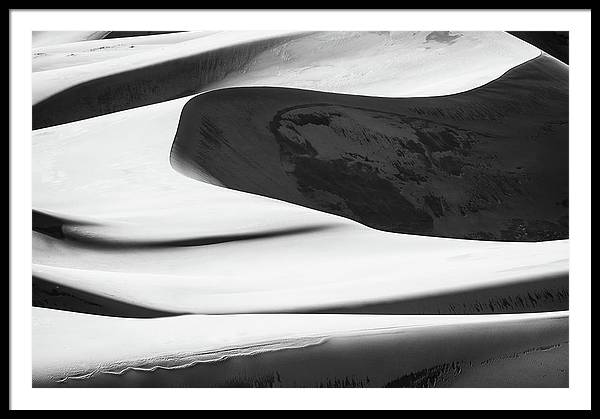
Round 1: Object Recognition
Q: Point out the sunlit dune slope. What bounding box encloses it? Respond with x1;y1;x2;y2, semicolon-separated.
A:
33;31;217;73
32;31;539;129
32;31;111;48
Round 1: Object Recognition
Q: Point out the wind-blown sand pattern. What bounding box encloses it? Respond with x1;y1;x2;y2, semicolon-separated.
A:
32;31;569;387
33;308;567;388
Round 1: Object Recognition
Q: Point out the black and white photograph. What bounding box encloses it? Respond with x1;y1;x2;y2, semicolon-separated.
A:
9;9;591;410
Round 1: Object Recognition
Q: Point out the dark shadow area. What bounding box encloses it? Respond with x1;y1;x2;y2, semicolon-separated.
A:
384;361;463;387
508;31;569;64
33;210;65;239
102;31;184;40
33;209;99;239
310;274;568;315
33;276;179;318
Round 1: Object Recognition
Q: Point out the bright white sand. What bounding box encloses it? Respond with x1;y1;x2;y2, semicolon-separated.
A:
33;31;219;73
32;31;540;105
32;31;111;48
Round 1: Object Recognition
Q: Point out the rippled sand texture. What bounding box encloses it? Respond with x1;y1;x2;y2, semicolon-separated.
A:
32;31;568;387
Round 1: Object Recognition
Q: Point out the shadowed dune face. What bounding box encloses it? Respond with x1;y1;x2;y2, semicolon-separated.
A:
171;54;568;240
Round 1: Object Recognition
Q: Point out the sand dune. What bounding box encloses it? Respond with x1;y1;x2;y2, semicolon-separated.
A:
32;31;111;48
33;275;176;318
32;232;568;314
32;31;306;127
32;31;539;128
32;30;188;49
509;31;569;64
172;54;568;240
32;51;566;243
31;31;569;388
33;267;567;317
317;273;567;315
33;31;216;73
32;35;568;319
33;308;568;388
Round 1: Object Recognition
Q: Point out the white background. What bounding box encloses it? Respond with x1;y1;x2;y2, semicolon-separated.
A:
9;9;591;410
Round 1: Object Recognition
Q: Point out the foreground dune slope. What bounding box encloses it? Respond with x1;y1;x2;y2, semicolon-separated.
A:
32;31;539;128
32;308;568;387
172;54;568;240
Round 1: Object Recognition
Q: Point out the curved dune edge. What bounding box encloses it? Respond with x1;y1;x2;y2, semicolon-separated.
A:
33;275;178;318
32;31;184;49
32;269;568;317
31;93;353;243
33;308;568;387
32;31;540;129
314;273;568;315
32;53;568;316
33;208;339;248
32;31;112;48
171;53;568;240
508;31;569;64
32;53;567;242
32;31;306;110
31;233;568;314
